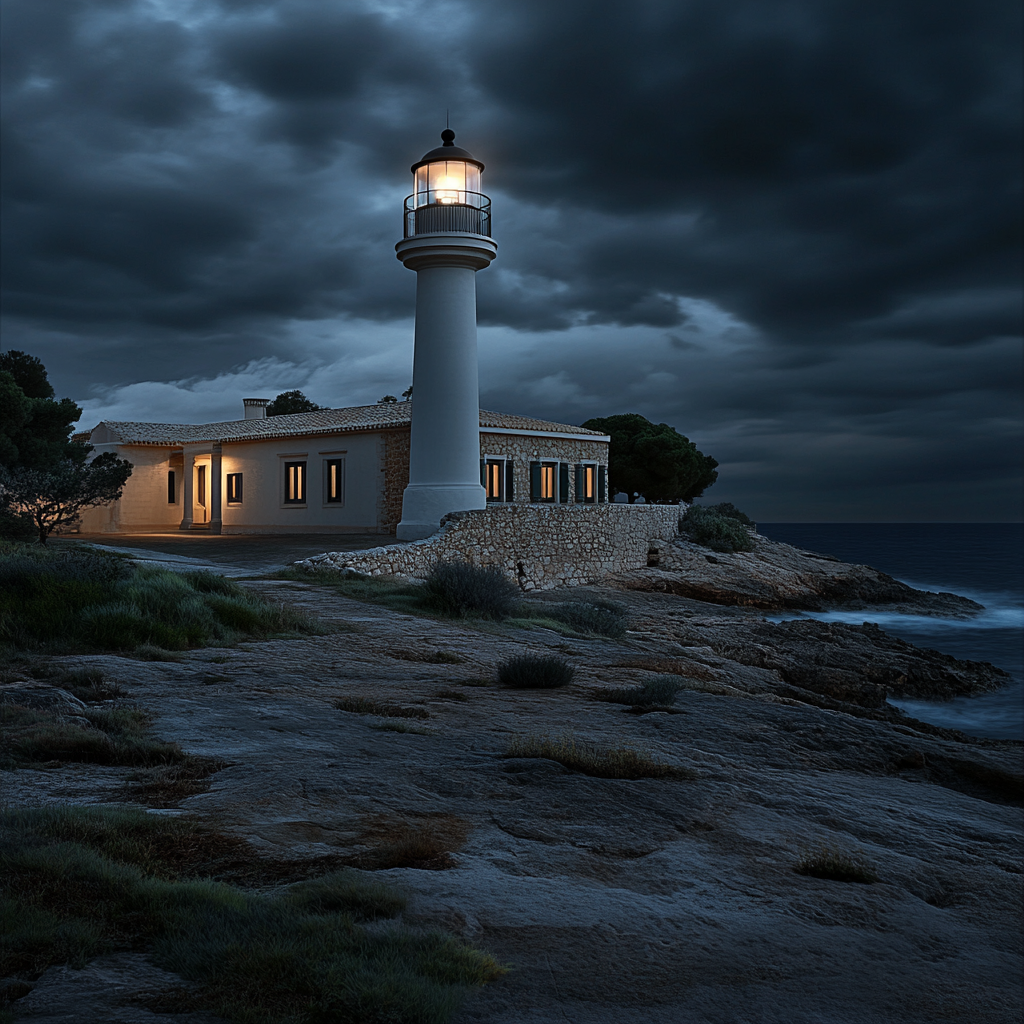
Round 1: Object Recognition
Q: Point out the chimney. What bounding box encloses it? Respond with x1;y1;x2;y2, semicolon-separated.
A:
243;398;271;419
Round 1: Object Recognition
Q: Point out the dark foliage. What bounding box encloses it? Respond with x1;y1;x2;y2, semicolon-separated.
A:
497;654;576;689
265;390;323;416
581;413;718;502
705;502;756;527
547;599;628;638
795;846;879;884
421;561;521;620
597;676;684;706
680;504;755;552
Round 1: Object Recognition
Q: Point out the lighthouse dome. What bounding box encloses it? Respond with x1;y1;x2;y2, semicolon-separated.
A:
411;129;485;173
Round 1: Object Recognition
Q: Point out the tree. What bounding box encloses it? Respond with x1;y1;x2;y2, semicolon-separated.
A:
0;352;86;471
266;391;324;416
581;413;718;503
401;386;413;401
0;452;133;544
377;395;398;404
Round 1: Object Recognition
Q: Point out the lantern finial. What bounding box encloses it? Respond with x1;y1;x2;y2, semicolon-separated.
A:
441;128;455;146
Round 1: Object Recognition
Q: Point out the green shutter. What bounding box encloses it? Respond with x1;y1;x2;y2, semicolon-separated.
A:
559;463;569;503
505;460;515;502
574;464;583;503
598;465;606;503
480;459;486;487
530;461;541;501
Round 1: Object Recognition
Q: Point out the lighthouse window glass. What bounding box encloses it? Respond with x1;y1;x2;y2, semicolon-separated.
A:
416;161;480;206
284;461;306;504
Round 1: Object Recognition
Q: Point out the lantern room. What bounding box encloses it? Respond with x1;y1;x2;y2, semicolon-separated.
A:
405;129;491;237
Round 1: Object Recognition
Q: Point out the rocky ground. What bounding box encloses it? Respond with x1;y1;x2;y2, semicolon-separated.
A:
2;536;1022;1023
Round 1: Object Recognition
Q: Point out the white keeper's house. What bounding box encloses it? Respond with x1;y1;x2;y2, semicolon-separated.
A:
75;400;610;536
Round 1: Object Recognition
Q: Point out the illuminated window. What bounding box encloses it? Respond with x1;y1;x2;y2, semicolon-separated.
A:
575;464;597;503
324;459;344;504
226;473;243;504
167;471;176;504
530;461;562;503
284;461;306;504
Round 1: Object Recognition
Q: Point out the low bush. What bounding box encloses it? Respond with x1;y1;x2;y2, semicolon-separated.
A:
795;845;878;884
369;720;433;735
497;654;575;689
546;599;628;638
421;561;521;620
680;505;755;553
0;543;327;654
505;732;694;780
597;675;684;706
1;806;503;1022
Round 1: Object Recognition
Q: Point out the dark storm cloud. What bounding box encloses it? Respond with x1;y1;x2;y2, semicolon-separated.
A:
0;0;1020;518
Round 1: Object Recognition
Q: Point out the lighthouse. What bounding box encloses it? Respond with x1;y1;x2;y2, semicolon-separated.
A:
395;129;498;541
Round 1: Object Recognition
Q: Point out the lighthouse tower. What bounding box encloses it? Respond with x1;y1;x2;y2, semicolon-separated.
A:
395;129;498;541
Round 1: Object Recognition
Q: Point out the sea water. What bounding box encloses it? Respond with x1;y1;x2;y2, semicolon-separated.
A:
756;523;1023;741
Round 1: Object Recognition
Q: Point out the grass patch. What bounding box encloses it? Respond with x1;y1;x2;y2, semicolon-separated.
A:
497;654;575;689
795;845;879;883
1;704;188;770
334;697;430;720
1;806;502;1022
433;689;470;702
352;815;470;871
369;720;433;735
26;666;127;703
680;505;755;553
391;649;467;664
596;675;684;707
542;600;628;638
0;544;329;655
271;566;429;614
505;732;694;780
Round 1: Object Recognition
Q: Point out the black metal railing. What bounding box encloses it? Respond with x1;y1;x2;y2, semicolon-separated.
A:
404;190;491;237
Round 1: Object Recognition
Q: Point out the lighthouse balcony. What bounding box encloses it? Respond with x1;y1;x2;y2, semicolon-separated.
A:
404;190;491;238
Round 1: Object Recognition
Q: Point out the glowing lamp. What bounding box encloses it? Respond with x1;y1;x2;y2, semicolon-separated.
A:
406;129;490;236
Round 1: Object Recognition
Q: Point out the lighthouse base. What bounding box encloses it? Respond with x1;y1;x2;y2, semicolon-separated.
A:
396;482;487;541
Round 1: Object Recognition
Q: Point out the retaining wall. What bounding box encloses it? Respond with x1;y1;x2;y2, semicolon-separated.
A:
299;502;681;590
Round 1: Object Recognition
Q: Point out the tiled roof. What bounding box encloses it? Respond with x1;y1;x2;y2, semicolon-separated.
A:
90;404;605;446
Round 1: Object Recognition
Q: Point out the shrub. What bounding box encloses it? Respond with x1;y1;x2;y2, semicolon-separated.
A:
706;502;755;527
795;845;878;883
497;654;575;689
334;698;430;720
421;561;520;620
505;732;694;780
597;675;684;706
680;505;755;553
547;600;628;638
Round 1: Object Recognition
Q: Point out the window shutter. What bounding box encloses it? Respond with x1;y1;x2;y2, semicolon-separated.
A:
574;464;583;503
505;460;514;502
559;463;569;503
480;459;486;486
598;465;606;503
530;461;541;501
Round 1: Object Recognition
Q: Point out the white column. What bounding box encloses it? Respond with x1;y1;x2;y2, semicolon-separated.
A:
209;444;223;535
394;235;497;540
179;450;194;530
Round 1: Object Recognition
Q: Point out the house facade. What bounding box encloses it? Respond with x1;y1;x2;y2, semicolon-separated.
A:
76;401;610;535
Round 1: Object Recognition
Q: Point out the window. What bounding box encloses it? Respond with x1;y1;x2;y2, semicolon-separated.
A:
226;473;243;504
482;458;513;502
167;471;176;504
284;461;306;504
575;464;597;503
530;461;559;503
324;459;344;504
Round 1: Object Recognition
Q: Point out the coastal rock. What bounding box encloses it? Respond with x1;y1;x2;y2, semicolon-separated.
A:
617;535;984;616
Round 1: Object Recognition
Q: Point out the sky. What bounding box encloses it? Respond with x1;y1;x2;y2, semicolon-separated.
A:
2;0;1021;521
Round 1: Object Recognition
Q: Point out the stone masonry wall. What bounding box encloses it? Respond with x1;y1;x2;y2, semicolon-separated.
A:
299;502;680;590
378;426;610;533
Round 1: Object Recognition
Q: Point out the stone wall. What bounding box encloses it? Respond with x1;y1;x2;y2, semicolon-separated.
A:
299;502;681;590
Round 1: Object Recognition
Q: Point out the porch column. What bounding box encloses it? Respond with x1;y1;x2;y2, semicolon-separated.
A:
179;450;194;530
209;443;223;535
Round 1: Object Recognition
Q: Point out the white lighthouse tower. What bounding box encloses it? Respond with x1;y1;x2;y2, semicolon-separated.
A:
395;129;498;541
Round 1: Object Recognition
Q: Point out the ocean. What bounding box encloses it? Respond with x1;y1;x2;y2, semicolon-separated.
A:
756;523;1024;741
